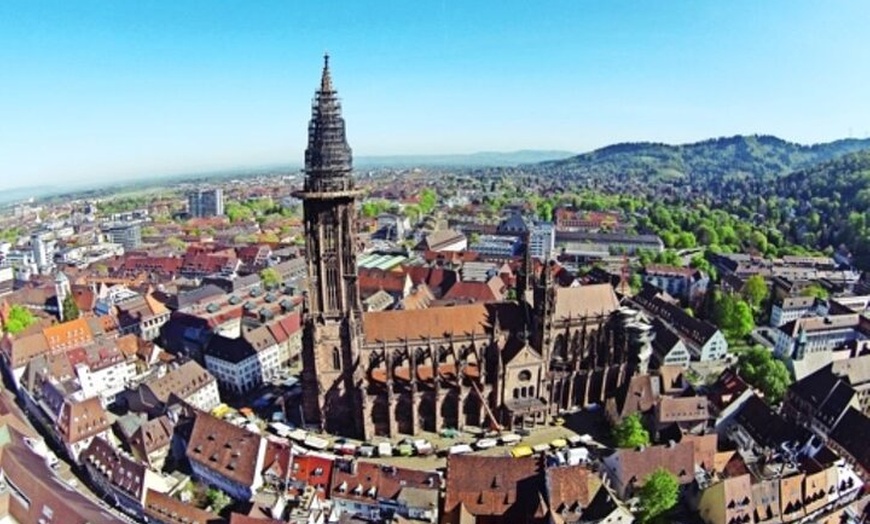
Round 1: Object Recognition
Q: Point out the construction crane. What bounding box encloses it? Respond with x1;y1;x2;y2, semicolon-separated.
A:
469;380;503;433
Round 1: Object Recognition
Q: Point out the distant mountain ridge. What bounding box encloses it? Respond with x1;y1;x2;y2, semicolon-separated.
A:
355;150;576;168
537;135;870;181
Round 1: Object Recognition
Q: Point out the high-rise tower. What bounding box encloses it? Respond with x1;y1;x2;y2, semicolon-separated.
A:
296;55;368;438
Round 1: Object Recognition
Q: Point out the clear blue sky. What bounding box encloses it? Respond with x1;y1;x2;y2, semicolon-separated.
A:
1;1;869;190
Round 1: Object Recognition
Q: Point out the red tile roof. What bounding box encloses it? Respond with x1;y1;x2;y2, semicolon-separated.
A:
186;412;264;488
444;455;545;521
145;489;222;524
330;459;439;505
57;396;110;445
291;454;334;497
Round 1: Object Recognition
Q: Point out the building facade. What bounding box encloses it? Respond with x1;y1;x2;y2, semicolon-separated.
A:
104;222;143;250
187;188;225;218
528;222;555;261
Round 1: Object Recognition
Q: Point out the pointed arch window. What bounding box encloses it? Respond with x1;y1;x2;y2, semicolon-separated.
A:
332;347;341;371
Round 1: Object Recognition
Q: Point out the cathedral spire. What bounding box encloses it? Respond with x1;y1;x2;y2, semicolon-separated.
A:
321;52;333;93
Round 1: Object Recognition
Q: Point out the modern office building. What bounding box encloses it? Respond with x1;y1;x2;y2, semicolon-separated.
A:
188;189;225;218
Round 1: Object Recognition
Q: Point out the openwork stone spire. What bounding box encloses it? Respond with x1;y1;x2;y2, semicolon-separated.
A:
304;53;353;193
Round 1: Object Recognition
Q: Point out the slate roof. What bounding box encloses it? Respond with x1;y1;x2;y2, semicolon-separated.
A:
205;328;276;364
631;286;719;347
828;407;870;475
734;395;811;449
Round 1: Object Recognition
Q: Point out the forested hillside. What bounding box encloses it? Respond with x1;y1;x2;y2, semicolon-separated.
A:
539;135;870;183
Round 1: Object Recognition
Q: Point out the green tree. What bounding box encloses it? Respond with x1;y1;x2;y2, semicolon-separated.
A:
361;200;388;218
629;274;643;294
166;237;187;251
62;294;80;321
403;204;421;223
742;274;769;311
801;282;829;299
537;200;554;222
712;291;755;339
612;413;650;448
638;468;679;523
205;487;231;513
419;188;437;215
226;202;254;223
259;267;281;288
4;305;36;335
674;231;697;249
737;346;792;404
695;223;719;246
689;254;717;281
749;231;769;253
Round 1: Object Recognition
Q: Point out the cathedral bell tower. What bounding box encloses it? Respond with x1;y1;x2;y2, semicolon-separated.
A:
295;55;367;438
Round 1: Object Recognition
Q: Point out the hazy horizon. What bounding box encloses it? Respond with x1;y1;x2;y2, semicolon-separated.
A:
2;1;870;191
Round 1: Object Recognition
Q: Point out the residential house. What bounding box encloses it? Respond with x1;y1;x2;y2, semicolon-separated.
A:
605;374;660;425
770;296;820;328
774;315;869;370
441;276;505;303
601;441;695;499
266;312;302;368
650;318;691;369
135;360;220;415
0;418;127;523
358;268;412;302
180;246;240;279
82;436;167;519
654;396;710;437
696;473;753;524
329;459;440;523
68;341;137;405
827;407;870;479
56;395;112;462
1;330;51;388
416;230;467;253
545;464;634;524
782;355;870;438
186;412;267;501
204;326;280;395
442;455;548;524
116;291;171;341
642;265;709;307
127;416;174;471
727;395;815;458
630;286;728;362
707;368;756;435
144;489;222;524
284;452;334;500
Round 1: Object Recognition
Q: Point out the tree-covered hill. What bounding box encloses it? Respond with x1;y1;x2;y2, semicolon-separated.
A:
771;150;870;264
538;135;870;183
